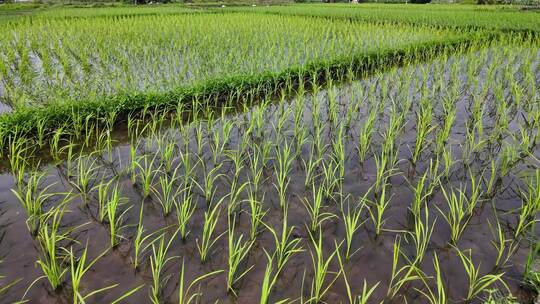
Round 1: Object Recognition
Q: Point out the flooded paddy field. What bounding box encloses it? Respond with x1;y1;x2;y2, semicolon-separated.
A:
0;42;539;304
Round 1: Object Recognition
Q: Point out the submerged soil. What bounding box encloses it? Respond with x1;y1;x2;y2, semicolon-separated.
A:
0;47;539;303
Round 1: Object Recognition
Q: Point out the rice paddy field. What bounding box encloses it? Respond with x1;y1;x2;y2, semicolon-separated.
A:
0;3;539;304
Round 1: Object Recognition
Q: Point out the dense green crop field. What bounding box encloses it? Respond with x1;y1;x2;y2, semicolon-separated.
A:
0;3;539;304
0;13;465;109
222;3;540;32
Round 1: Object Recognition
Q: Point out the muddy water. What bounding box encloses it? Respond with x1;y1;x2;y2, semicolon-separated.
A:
1;48;540;304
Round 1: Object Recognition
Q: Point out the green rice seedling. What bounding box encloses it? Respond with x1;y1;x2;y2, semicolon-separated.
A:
341;193;368;261
0;273;21;297
50;127;65;163
194;161;224;207
194;121;205;156
410;172;433;218
436;185;470;245
455;248;507;301
321;159;342;201
467;171;483;216
246;186;267;240
35;117;48;149
387;236;426;298
307;230;341;303
151;167;181;217
106;183;131;248
8;135;30;187
331;125;346;187
134;153;161;199
488;215;519;268
273;141;294;210
416;252;446;304
35;205;70;290
248;147;265;198
336;250;380;304
129;144;139;185
131;203;168;270
373;150;398;194
176;182;197;242
523;234;540;292
408;207;435;264
411;98;435;165
197;199;225;263
157;136;177;173
265;207;303;271
68;245;114;304
71;154;100;204
499;144;518;178
368;181;391;236
302;143;323;189
357;106;378;166
441;147;454;179
515;171;540;238
273;105;292;144
178;146;195;187
259;250;283;304
302;184;336;234
149;228;180;304
178;259;224;304
96;179;112;223
227;215;254;296
435;103;456;155
11;171;56;236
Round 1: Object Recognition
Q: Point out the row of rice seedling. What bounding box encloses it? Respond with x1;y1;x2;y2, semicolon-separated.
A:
223;3;540;32
0;13;465;110
0;35;538;302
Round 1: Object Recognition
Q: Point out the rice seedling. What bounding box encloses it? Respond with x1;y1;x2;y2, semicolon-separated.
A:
149;229;180;304
523;233;540;292
387;236;426;298
273;141;294;210
196;199;225;263
436;185;471;245
178;259;223;304
35;205;70;290
70;154;101;204
410;172;433;218
416;252;447;304
105;182;131;248
488;214;519;268
226;215;254;296
408;207;435;264
175;182;197;242
340;193;368;261
302;143;323;189
194;161;224;207
307;231;341;303
11;171;56;236
131;205;170;271
357;106;378;166
248;147;266;198
259;250;282;304
265;207;303;272
302;184;336;234
134;153;161;199
336;251;380;304
67;245;114;304
245;186;267;240
368;181;392;236
151;167;181;217
411;98;435;165
515;171;540;238
455;247;507;301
